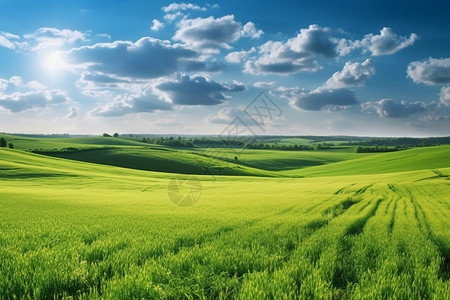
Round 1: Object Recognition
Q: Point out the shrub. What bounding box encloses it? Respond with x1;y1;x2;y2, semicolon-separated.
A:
0;137;6;147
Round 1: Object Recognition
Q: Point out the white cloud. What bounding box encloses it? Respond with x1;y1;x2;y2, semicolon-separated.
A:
339;27;418;56
164;12;184;22
278;86;357;111
162;2;207;12
96;33;111;39
9;76;23;86
361;99;428;118
244;24;337;75
151;19;165;31
225;47;255;63
253;81;275;88
0;31;19;40
241;22;263;39
66;37;204;79
67;106;79;118
0;76;74;114
91;92;172;117
24;27;89;51
0;79;8;91
324;59;375;88
440;86;450;105
0;86;71;113
367;27;418;56
207;106;248;124
173;15;261;52
0;34;15;49
156;74;246;105
407;57;450;85
26;81;47;90
0;31;21;50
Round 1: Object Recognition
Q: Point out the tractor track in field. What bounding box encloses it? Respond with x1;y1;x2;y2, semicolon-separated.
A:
398;185;450;282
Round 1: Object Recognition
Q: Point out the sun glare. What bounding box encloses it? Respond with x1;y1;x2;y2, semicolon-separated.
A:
43;52;65;72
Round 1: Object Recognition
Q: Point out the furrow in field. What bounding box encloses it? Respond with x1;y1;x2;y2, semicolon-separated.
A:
408;188;450;282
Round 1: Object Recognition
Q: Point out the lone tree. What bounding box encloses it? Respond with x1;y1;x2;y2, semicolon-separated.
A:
0;137;6;147
8;143;14;149
113;133;119;137
234;156;238;161
102;133;111;137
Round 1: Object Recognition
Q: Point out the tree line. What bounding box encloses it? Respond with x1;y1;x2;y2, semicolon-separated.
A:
354;145;407;153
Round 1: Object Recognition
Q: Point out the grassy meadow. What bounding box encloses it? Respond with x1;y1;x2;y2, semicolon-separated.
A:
0;134;449;299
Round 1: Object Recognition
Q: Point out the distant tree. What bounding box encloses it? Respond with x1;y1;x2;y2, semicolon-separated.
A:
113;133;119;137
234;156;238;161
102;133;111;137
0;137;6;147
8;143;14;149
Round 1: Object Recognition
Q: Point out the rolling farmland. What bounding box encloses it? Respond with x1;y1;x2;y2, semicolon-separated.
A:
0;138;449;299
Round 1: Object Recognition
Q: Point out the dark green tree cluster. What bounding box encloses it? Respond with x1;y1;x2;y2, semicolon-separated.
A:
142;136;194;147
0;137;13;149
244;143;314;151
347;136;449;147
354;145;407;153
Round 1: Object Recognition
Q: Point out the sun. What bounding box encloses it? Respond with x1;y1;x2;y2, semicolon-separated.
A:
43;52;66;72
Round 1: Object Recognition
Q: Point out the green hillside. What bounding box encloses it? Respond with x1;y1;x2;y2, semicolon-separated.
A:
0;147;449;298
0;133;148;150
295;145;450;177
37;147;278;177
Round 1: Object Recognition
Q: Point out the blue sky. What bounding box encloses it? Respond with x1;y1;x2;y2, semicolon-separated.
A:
0;0;449;136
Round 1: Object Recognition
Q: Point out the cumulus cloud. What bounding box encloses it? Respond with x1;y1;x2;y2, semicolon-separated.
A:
279;87;357;111
151;19;165;31
0;76;72;113
325;59;375;88
244;24;337;75
67;37;200;79
0;90;70;113
24;27;89;51
407;57;450;85
164;12;184;22
173;15;262;51
241;22;263;39
162;2;207;12
91;92;172;117
225;47;255;63
367;27;418;56
156;74;245;105
361;99;428;118
440;86;450;105
339;27;418;56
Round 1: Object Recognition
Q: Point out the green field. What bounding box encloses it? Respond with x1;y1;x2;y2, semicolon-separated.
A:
0;135;449;299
